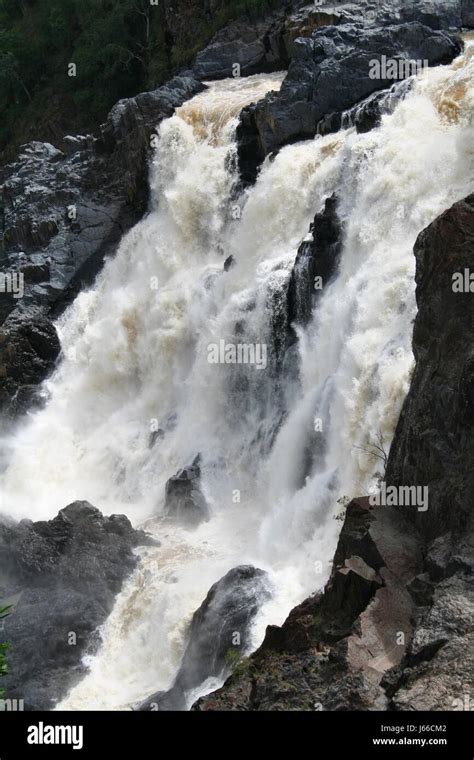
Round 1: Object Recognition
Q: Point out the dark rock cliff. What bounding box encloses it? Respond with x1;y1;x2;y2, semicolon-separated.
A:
0;501;155;710
163;456;211;527
193;194;474;711
386;194;474;542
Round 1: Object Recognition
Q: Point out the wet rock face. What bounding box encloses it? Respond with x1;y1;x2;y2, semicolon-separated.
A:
193;194;474;712
0;76;204;418
287;194;343;330
163;455;210;527
191;0;470;88
318;77;414;136
139;565;271;711
100;76;205;186
0;311;61;417
260;194;343;409
0;501;155;710
380;0;465;29
236;20;462;183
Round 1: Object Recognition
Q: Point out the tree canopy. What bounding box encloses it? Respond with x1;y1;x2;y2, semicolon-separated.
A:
0;0;280;158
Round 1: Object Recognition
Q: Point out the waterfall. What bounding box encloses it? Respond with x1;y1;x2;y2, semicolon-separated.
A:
0;45;472;710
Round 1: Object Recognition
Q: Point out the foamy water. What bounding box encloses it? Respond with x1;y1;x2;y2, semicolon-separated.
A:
0;48;472;709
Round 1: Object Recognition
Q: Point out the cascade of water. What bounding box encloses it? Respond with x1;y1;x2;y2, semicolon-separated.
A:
0;45;472;710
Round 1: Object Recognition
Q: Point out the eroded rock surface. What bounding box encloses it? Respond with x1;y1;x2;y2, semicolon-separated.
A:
0;501;155;710
237;20;462;183
139;565;271;710
163;455;210;527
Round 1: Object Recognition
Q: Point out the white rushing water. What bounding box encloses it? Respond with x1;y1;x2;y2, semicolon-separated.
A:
0;46;473;709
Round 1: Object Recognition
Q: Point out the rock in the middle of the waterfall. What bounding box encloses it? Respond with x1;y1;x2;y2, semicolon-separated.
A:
138;565;272;711
163;455;210;527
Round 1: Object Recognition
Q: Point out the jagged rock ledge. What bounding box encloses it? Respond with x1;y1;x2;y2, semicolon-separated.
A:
0;501;156;710
193;497;422;710
139;566;271;711
237;4;466;184
163;455;211;527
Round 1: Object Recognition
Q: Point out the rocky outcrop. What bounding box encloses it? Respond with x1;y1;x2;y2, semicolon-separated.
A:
0;501;155;710
262;193;343;401
386;194;474;541
287;194;343;330
192;14;287;79
0;76;204;418
383;574;474;710
193;499;422;710
381;195;474;709
193;194;474;711
318;76;414;135
376;0;467;30
139;565;271;710
191;2;345;80
0;310;61;416
237;20;463;183
163;455;210;527
99;76;205;200
192;0;471;85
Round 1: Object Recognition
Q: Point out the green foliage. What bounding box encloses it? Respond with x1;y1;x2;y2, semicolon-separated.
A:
0;0;281;157
230;653;253;680
224;646;243;668
0;605;11;700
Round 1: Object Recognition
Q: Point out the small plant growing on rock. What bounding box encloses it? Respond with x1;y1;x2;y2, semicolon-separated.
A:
354;432;389;476
224;647;243;670
0;604;12;699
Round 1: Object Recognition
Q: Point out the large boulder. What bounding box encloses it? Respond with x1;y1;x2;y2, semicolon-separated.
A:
0;501;155;710
287;194;343;330
0;310;61;417
139;565;271;710
163;455;210;527
193;16;286;79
